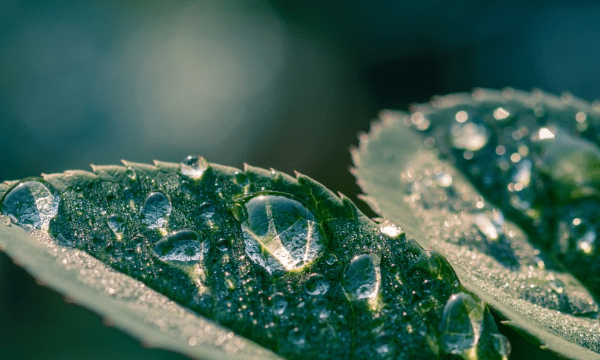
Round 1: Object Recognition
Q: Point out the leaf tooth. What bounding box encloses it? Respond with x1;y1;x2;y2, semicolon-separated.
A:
120;160;159;174
152;160;179;173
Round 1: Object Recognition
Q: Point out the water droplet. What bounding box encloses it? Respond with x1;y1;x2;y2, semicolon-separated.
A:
90;227;106;245
412;250;457;282
216;238;229;251
438;292;484;356
107;215;127;239
199;202;215;219
304;274;330;296
287;327;306;347
271;293;287;316
342;254;381;301
325;253;338;265
1;180;59;231
153;229;205;265
451;122;489;151
238;194;328;276
179;155;209;179
141;192;172;229
378;220;404;239
474;213;503;242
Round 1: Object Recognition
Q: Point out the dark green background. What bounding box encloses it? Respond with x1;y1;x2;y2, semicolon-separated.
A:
0;0;597;359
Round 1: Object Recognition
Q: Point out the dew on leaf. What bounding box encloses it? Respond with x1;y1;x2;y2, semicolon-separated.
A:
153;229;205;265
237;194;327;276
342;254;381;302
141;191;172;229
438;292;485;357
107;215;127;239
179;155;209;179
451;122;490;151
1;179;59;231
378;219;404;239
304;274;330;296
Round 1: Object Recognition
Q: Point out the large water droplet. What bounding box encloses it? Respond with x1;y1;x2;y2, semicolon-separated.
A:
451;122;489;151
238;194;327;276
153;229;205;265
342;254;381;301
141;191;172;229
1;180;59;231
179;155;209;179
438;292;484;356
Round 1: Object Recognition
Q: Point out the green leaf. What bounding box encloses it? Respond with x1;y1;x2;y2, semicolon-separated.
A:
0;158;509;359
353;88;600;360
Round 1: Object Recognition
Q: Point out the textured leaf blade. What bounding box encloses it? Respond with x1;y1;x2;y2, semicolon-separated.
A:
353;89;600;360
1;159;510;359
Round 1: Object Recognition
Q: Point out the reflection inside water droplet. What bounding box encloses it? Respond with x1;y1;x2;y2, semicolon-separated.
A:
154;229;206;265
179;155;209;179
342;254;381;302
141;191;172;229
1;180;59;231
238;194;327;276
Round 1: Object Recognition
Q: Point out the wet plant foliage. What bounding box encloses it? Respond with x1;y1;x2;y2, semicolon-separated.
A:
0;156;508;359
353;88;600;360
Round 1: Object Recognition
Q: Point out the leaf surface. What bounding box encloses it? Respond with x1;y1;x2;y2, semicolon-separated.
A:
353;88;600;360
0;158;509;359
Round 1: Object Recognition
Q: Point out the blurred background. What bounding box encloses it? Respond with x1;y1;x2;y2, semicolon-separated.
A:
1;0;599;358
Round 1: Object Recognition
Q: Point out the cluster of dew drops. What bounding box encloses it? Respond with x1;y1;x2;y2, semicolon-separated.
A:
0;155;510;359
406;89;600;265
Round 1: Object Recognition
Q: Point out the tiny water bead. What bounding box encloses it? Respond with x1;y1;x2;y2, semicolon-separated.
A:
141;191;172;229
237;194;327;276
179;155;209;179
342;254;381;302
153;229;206;265
1;180;59;231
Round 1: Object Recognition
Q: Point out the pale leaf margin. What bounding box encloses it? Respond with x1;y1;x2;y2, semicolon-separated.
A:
352;109;600;360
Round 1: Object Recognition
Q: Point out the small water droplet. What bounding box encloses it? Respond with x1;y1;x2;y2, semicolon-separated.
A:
438;292;484;356
342;254;381;302
413;250;457;282
451;122;489;151
378;220;404;239
141;192;172;229
179;155;209;179
1;180;59;231
271;293;287;316
216;238;229;251
153;229;205;265
325;253;338;265
304;274;330;296
107;215;127;239
287;327;306;347
238;193;328;276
